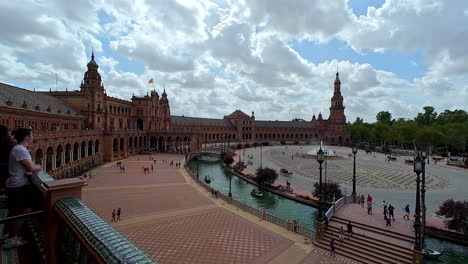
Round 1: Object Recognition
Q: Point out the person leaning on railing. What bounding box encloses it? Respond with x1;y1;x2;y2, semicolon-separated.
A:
0;125;16;193
2;128;42;249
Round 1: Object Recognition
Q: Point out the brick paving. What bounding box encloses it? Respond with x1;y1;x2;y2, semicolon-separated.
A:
82;153;349;264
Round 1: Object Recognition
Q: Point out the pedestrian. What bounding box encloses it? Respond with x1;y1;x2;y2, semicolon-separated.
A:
338;226;344;242
151;165;154;173
360;195;365;208
117;208;121;221
293;220;298;232
347;221;353;239
329;238;336;258
89;172;92;179
214;190;218;198
367;201;373;215
388;204;395;221
404;204;410;220
383;201;388;220
111;209;116;222
2;127;41;249
386;216;392;227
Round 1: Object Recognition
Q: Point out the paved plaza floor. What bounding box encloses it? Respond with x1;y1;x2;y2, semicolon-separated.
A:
82;154;354;264
242;145;468;216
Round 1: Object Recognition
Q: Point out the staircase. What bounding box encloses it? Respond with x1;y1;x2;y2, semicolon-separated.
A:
314;216;415;264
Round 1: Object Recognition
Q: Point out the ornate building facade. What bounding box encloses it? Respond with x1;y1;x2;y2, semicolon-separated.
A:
0;54;350;179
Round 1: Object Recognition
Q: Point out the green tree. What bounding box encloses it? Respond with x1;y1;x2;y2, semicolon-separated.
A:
313;181;343;201
436;199;468;234
222;153;234;166
255;168;278;186
376;111;393;125
353;117;364;125
415;106;437;126
233;161;247;172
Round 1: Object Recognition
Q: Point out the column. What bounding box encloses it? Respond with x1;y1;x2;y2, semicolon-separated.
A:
92;144;95;155
69;150;73;163
42;158;46;169
52;154;56;170
84;147;89;157
61;152;65;167
77;149;81;160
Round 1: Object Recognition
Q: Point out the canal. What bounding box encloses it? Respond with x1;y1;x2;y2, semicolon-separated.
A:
187;157;468;264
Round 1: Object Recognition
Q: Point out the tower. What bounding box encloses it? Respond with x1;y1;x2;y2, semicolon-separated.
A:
80;51;105;129
329;72;346;124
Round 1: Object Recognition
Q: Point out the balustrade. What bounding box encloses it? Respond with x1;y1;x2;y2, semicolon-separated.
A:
0;169;156;264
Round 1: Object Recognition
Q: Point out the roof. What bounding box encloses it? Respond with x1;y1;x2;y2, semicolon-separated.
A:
255;120;316;128
227;110;250;118
0;82;82;117
171;115;234;127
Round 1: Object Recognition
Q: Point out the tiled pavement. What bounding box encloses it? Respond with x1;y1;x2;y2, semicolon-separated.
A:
82;154;354;264
299;249;359;264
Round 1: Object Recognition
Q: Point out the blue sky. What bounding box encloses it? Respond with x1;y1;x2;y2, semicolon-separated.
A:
0;0;466;122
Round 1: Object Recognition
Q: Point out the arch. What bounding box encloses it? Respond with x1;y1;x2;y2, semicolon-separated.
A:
35;148;44;166
95;139;99;154
81;141;86;158
150;136;157;149
139;136;142;147
137;119;144;130
120;138;124;152
73;142;79;161
143;136;147;149
46;146;54;172
65;144;71;164
338;136;343;145
134;136;138;148
113;138;118;153
56;145;63;168
158;136;164;151
129;137;133;148
88;140;93;156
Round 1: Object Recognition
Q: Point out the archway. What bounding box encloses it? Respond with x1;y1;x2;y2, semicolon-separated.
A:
158;136;164;151
143;136;147;149
338;136;343;146
35;148;44;166
88;140;93;156
150;136;157;149
137;119;144;130
46;146;54;172
65;144;71;164
129;137;133;149
56;145;63;168
120;138;124;152
73;142;79;161
139;136;142;147
95;140;99;154
81;141;86;158
113;138;118;154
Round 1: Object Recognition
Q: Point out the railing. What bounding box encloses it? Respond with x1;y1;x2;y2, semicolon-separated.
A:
0;169;158;264
185;165;316;239
324;196;350;221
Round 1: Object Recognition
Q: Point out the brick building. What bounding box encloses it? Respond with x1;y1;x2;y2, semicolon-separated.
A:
0;53;349;179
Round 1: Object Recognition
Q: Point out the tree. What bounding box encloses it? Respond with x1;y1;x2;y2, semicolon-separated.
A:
353;117;364;125
255;168;278;186
415;106;437;126
376;111;392;125
222;153;234;166
233;161;247;172
313;181;343;201
436;199;468;234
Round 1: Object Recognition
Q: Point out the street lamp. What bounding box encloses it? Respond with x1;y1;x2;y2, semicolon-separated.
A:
413;154;423;252
352;145;358;203
420;149;427;249
228;174;233;197
316;147;325;222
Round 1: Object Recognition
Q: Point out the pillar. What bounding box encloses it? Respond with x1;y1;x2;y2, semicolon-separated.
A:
77;148;81;160
52;154;56;170
69;150;73;162
92;144;95;155
62;152;65;165
84;147;89;157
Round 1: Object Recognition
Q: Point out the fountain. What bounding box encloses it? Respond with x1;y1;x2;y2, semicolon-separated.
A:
305;141;341;159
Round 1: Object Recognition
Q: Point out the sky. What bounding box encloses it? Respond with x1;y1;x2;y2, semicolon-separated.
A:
0;0;467;123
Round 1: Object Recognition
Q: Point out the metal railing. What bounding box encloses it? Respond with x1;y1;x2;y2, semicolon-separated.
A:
324;196;350;221
185;165;316;239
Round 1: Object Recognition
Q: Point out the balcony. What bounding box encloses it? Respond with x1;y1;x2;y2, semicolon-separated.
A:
0;170;157;264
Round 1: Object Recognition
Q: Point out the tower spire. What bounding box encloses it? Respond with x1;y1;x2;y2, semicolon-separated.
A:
91;48;94;60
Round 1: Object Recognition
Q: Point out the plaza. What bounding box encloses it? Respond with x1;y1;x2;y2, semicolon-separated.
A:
81;153;357;264
242;145;467;216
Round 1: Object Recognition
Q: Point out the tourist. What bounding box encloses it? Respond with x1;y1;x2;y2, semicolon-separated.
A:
404;205;410;220
329;239;336;258
111;209;116;222
386;215;392;227
293;220;298;232
117;208;121;221
89;172;92;179
360;195;365;208
347;221;353;239
3;127;41;249
388;204;395;221
367;200;373;215
0;125;16;194
338;226;344;242
151;165;154;173
383;201;388;220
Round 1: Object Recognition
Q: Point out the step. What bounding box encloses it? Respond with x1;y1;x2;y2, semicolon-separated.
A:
333;216;413;243
314;239;384;264
322;232;412;264
327;225;414;255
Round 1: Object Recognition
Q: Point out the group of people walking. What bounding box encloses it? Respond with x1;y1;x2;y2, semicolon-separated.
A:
111;208;122;222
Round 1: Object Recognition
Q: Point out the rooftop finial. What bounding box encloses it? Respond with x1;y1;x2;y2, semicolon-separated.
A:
91;48;94;60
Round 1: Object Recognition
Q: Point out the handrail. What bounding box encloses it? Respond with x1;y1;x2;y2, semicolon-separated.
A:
0;209;48;224
55;197;157;264
324;196;348;221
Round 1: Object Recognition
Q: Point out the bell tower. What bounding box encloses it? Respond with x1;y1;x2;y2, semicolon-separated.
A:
80;51;105;129
329;72;346;124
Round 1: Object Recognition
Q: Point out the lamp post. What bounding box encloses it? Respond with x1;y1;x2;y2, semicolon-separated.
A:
316;147;325;222
260;143;263;169
196;162;199;179
228;174;233;198
413;154;423;252
420;149;427;249
352;145;358;203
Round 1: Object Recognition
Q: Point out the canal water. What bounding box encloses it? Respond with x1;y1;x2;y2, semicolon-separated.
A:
187;157;318;230
187;157;468;264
